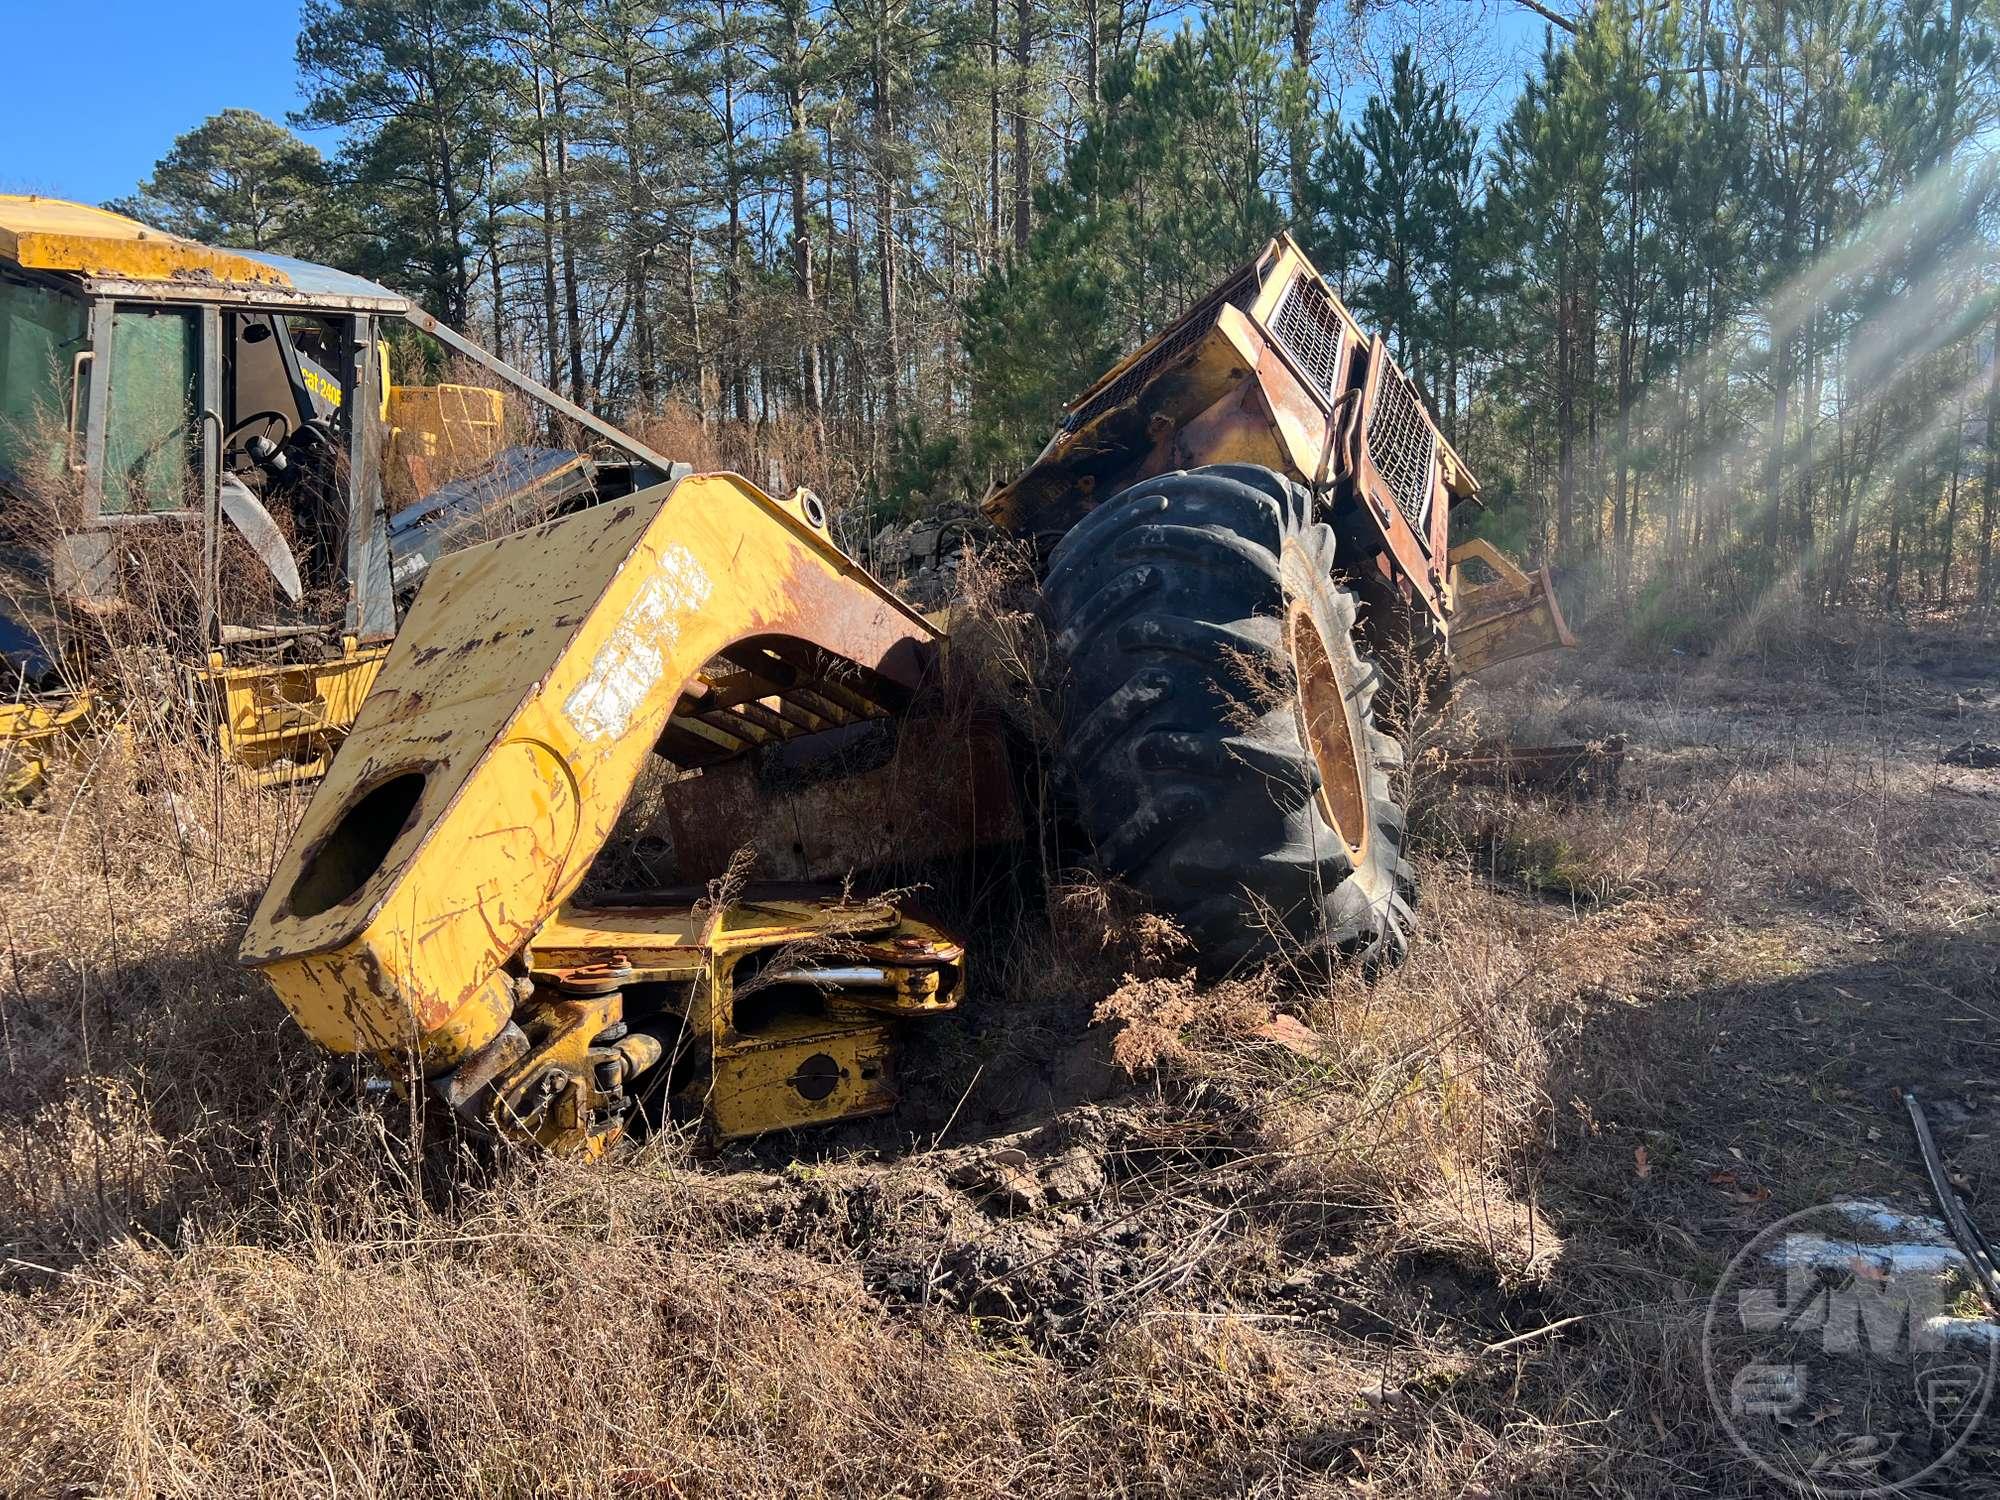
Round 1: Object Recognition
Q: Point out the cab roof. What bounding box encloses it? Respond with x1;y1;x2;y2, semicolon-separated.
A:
0;195;407;312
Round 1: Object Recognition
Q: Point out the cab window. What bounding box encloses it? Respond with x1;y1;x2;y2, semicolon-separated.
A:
0;274;87;487
102;305;198;514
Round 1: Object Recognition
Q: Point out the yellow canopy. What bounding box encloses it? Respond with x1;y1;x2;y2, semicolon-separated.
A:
0;195;291;288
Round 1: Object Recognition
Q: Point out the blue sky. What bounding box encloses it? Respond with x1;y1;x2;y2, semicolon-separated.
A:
0;0;338;204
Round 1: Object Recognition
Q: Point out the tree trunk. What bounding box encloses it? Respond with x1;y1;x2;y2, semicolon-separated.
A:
1613;262;1635;595
823;113;842;425
723;0;749;426
1827;348;1852;605
535;68;562;393
1012;0;1031;256
1086;0;1100;107
552;58;586;407
780;5;823;431
989;0;1001;257
434;115;471;327
1763;325;1790;571
1798;314;1821;602
1885;441;1910;611
1556;288;1576;575
622;63;658;411
486;173;506;362
1287;0;1320;216
1982;309;2000;607
873;16;901;455
1941;364;1968;605
845;131;867;456
685;232;708;428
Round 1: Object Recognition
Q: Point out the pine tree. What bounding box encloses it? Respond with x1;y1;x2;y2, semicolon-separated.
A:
297;0;510;326
84;0;2000;602
963;8;1287;465
1306;47;1483;414
111;111;333;255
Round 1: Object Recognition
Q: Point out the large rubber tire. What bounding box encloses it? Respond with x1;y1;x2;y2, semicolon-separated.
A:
1043;464;1413;971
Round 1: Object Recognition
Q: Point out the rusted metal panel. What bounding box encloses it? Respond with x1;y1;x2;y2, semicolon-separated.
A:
708;1021;899;1136
0;195;291;288
1448;538;1578;675
202;638;390;786
980;233;1460;630
1350;335;1448;618
493;888;964;1146
1136;306;1327;490
699;894;959;1138
1443;736;1625;796
0;689;93;799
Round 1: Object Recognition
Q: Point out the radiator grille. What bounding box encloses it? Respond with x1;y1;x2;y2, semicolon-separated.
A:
1059;265;1260;435
1267;275;1347;400
1365;355;1438;544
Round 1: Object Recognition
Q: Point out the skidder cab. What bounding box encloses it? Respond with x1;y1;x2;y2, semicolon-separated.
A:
0;195;683;790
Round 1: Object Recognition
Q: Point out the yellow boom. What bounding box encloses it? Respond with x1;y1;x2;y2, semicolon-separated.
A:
240;471;965;1150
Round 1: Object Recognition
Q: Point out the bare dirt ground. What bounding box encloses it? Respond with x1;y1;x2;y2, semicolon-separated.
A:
0;614;1995;1497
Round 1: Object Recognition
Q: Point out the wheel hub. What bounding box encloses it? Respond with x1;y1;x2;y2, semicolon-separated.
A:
1287;602;1371;862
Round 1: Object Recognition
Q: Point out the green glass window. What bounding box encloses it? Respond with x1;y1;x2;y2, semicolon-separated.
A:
0;276;87;488
102;305;198;514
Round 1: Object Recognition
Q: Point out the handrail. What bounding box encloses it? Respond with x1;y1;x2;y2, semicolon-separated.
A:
65;349;92;472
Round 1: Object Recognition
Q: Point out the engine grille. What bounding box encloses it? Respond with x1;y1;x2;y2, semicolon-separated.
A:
1059;265;1261;436
1365;355;1438;544
1266;275;1347;400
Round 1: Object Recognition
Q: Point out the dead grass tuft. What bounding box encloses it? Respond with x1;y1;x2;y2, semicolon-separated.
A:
1093;970;1274;1075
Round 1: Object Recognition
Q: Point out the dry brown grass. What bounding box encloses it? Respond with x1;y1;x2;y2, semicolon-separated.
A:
631;400;842;514
0;592;1996;1496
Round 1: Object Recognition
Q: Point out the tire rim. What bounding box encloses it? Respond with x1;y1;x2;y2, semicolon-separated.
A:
1287;602;1371;861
